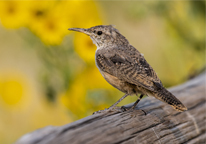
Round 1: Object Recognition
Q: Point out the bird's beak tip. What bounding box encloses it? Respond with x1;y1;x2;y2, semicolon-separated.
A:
68;28;76;31
68;28;78;30
68;28;90;36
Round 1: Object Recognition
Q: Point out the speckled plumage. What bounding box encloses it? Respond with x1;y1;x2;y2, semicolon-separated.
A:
69;25;187;112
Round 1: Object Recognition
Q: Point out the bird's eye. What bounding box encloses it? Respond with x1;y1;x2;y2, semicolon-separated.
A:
97;31;102;35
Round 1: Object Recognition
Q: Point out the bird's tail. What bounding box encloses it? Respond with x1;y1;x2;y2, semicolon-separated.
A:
153;88;187;112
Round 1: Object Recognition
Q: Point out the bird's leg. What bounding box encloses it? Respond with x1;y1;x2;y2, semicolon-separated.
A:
107;93;129;110
93;94;129;114
129;94;144;110
121;94;144;111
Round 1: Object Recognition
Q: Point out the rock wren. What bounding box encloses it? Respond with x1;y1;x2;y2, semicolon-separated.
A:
69;25;187;113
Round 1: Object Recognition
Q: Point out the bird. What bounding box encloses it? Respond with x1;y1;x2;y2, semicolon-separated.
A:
69;25;187;113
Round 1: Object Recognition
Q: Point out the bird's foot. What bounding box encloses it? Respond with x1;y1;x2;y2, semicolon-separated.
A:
92;108;109;115
120;106;147;115
92;107;121;115
120;106;132;112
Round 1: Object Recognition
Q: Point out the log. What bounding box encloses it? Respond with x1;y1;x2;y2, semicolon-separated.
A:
16;72;206;144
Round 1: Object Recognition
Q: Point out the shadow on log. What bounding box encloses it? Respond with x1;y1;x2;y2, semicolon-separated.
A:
16;72;206;144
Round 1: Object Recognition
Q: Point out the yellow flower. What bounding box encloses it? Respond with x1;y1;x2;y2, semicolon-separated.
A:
74;33;97;64
0;1;29;29
32;12;70;45
0;73;30;110
70;1;102;63
59;66;115;119
0;0;103;46
25;1;70;45
25;1;55;29
26;0;102;45
0;72;72;143
81;66;115;90
59;78;87;119
70;1;102;28
0;80;23;106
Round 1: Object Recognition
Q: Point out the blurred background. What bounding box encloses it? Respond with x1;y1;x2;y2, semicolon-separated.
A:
0;1;205;143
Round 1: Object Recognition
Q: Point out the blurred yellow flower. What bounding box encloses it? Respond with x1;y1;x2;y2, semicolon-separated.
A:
32;12;70;45
25;1;55;30
26;1;70;45
0;1;29;29
70;1;102;63
74;33;97;64
0;72;71;144
0;0;103;46
59;66;115;118
0;80;23;106
60;79;87;118
70;1;102;28
81;66;114;90
0;73;30;110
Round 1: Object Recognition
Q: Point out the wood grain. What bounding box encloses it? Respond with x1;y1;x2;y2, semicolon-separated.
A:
15;72;206;144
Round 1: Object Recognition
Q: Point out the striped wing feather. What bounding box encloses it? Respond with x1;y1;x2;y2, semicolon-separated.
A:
96;46;162;92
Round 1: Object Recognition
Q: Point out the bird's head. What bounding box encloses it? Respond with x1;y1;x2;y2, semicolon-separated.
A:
69;25;129;48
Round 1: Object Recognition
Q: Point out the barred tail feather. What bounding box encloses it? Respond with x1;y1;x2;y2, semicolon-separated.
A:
154;88;187;112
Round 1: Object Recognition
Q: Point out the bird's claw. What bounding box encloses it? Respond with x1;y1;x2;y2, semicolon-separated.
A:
121;106;135;112
121;106;147;115
120;106;130;112
93;106;123;115
92;108;109;115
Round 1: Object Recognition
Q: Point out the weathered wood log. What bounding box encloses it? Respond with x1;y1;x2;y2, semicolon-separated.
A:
16;72;206;144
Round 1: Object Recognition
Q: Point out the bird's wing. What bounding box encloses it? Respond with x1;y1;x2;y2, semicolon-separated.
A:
95;46;162;92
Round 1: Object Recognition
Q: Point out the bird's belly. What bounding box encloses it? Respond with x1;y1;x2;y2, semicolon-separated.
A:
99;70;141;95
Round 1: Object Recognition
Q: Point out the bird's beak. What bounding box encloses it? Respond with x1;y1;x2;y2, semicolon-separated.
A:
68;28;91;36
